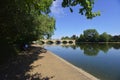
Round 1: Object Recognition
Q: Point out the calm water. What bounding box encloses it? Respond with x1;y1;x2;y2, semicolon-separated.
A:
44;43;120;80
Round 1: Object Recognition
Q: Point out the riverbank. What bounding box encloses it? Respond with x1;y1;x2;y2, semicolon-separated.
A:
27;45;99;80
0;44;99;80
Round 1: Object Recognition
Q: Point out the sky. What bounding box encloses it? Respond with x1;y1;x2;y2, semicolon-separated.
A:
50;0;120;39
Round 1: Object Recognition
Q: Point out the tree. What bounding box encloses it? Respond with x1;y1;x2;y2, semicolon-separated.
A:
110;35;120;42
0;0;100;60
61;36;70;40
0;0;55;55
76;34;85;42
71;35;78;40
83;29;99;42
0;0;100;47
33;14;55;39
61;0;100;19
99;32;110;42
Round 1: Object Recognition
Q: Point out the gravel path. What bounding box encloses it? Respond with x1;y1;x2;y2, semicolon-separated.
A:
27;46;99;80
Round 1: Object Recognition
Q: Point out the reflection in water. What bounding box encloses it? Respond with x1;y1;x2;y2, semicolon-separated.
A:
61;45;77;49
45;43;120;80
61;43;120;56
77;43;111;56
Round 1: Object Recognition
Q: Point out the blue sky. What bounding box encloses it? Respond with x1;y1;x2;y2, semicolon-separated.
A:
50;0;120;39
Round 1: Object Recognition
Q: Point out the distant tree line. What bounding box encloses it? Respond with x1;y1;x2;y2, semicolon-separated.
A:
76;29;120;42
61;35;78;40
61;29;120;42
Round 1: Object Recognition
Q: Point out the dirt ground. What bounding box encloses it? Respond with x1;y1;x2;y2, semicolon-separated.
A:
0;44;99;80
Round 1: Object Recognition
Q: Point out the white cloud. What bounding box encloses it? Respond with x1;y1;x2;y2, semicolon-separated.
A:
51;0;66;17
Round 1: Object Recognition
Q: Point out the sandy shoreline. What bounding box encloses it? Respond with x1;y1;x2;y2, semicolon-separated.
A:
28;45;99;80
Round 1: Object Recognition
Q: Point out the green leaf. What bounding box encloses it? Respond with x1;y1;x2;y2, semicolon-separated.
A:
70;7;73;12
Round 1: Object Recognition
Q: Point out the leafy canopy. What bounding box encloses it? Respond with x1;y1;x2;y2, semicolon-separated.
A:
0;0;55;51
61;0;100;19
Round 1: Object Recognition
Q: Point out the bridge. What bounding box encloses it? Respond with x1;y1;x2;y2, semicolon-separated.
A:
36;39;76;45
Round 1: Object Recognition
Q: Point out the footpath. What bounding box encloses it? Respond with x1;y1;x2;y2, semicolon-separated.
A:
27;45;99;80
0;44;99;80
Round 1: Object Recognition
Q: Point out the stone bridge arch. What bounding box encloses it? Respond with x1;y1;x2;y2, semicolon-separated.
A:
39;39;75;45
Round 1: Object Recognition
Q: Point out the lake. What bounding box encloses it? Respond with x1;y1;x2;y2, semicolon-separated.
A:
44;43;120;80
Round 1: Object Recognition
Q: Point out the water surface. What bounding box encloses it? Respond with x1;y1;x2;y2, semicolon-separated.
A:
44;43;120;80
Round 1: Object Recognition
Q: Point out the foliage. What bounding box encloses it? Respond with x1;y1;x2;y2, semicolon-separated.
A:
0;0;55;59
61;36;71;40
61;0;100;19
110;35;120;42
61;35;78;40
70;35;78;40
99;32;110;42
83;29;99;42
33;15;55;39
0;0;100;53
76;29;120;42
